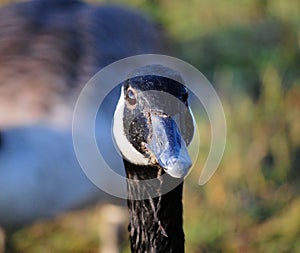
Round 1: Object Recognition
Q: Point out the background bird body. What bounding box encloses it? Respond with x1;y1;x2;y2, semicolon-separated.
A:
0;0;163;128
0;0;163;251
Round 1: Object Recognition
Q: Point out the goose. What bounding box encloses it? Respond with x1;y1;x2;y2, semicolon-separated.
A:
0;0;163;251
112;64;195;252
0;0;162;127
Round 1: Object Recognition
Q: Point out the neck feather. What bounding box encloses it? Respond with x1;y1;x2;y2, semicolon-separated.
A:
124;159;185;253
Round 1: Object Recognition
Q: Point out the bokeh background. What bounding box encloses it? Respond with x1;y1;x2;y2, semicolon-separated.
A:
1;0;299;252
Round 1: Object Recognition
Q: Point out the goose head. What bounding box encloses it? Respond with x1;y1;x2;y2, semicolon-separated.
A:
113;65;194;178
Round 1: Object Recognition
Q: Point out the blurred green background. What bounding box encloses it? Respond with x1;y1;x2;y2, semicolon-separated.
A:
2;0;300;252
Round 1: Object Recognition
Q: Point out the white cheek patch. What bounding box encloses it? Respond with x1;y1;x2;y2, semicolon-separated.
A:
112;87;149;165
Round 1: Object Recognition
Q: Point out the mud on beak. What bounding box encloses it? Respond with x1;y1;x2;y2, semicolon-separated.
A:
145;113;192;178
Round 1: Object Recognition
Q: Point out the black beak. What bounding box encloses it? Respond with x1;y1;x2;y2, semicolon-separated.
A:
146;113;192;178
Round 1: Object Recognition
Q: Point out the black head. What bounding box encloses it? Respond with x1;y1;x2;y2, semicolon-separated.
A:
113;65;195;178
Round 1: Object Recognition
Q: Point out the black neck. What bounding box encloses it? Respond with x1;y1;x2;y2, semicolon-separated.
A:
124;159;185;253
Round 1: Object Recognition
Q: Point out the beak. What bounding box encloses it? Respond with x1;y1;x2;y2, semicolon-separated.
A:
146;113;192;178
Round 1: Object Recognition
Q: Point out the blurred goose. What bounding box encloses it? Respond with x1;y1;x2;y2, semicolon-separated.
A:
0;0;163;251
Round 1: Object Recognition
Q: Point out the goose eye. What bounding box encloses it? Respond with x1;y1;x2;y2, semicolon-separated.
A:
126;88;137;106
